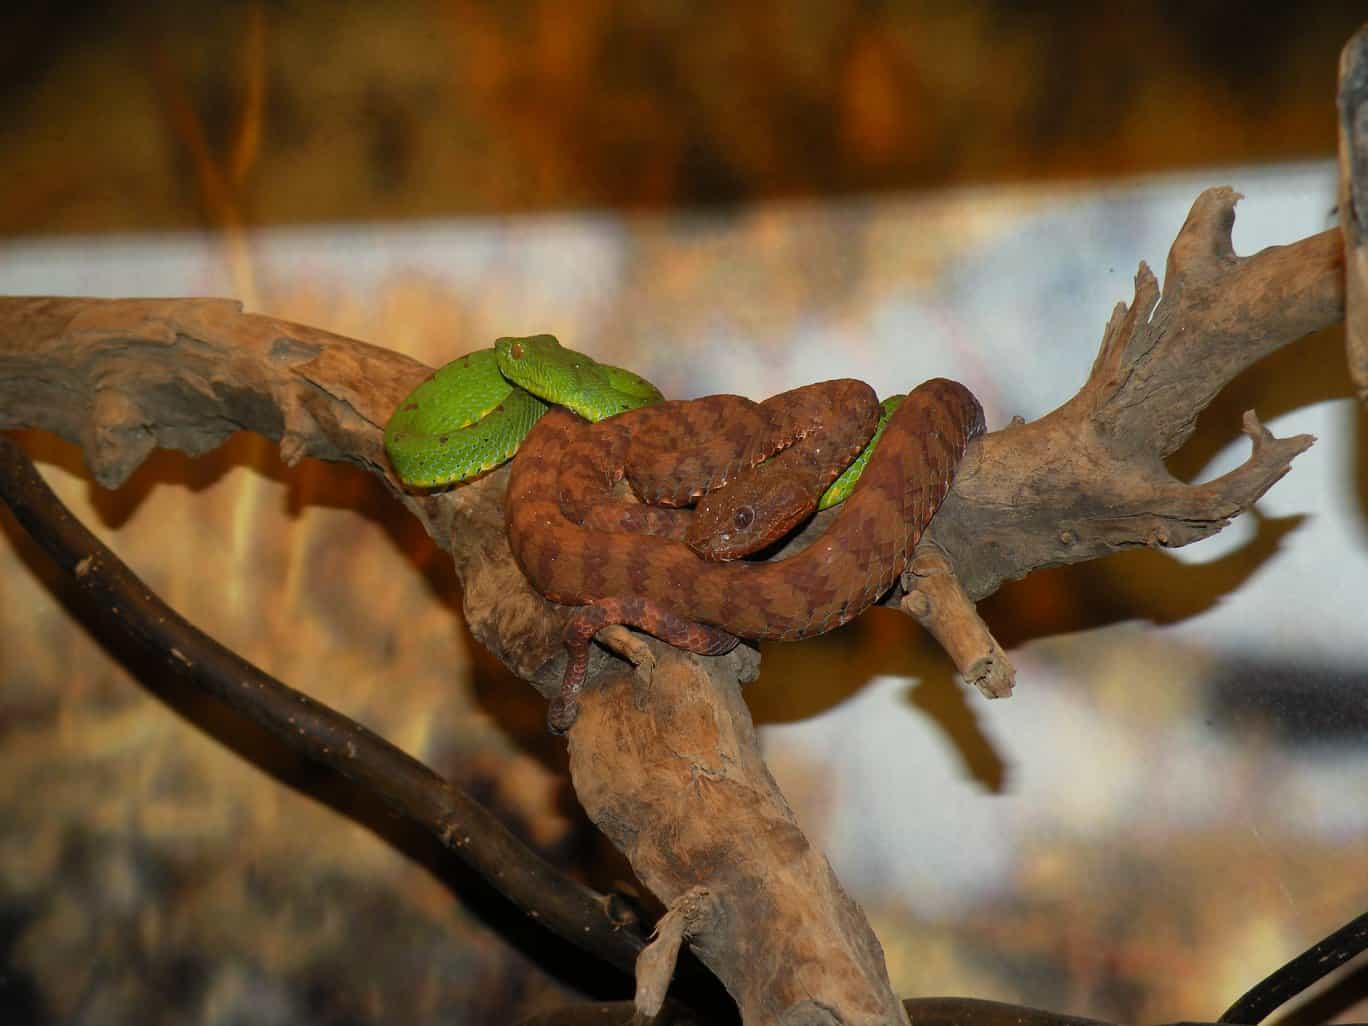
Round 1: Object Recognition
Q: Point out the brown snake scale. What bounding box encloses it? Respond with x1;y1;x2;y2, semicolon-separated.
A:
504;377;986;732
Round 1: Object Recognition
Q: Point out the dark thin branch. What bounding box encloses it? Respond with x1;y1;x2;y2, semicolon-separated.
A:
511;995;1337;1026
0;432;649;978
1220;910;1368;1025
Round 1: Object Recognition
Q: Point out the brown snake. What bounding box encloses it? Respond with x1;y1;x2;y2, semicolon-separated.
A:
505;377;986;732
559;379;881;555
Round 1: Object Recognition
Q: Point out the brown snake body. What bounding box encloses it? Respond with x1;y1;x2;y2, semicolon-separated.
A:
559;380;880;553
505;377;986;732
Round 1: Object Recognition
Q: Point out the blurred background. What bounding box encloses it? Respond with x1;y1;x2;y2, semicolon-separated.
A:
1;4;1366;1025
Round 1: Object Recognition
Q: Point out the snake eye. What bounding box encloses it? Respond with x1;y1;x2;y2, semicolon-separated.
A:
733;506;754;530
508;341;524;360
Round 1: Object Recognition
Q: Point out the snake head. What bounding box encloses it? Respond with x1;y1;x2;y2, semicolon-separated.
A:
495;333;560;367
686;466;818;561
494;333;571;402
495;333;663;422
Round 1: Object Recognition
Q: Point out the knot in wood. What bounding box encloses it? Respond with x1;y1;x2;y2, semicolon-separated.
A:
903;591;932;617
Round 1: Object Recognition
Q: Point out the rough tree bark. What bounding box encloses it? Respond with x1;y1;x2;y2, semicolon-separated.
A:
1342;25;1368;398
0;185;1346;1025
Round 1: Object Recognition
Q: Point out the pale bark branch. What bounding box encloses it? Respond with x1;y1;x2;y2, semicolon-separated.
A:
902;549;1013;699
925;197;1340;607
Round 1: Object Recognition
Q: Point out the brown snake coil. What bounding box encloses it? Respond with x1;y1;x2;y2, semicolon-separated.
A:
505;377;986;732
559;379;881;556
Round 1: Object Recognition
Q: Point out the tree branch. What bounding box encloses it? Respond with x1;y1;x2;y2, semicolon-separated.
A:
0;185;1346;1025
924;195;1339;605
0;432;652;979
1341;23;1368;400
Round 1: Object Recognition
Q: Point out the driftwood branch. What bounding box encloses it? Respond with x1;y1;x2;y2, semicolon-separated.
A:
0;184;1347;1025
922;190;1338;605
1342;24;1368;400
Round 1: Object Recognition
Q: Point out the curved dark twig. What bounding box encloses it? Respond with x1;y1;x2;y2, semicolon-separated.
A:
1219;911;1368;1024
900;997;1116;1026
0;432;649;977
7;426;1367;1026
512;1000;715;1025
510;995;1351;1026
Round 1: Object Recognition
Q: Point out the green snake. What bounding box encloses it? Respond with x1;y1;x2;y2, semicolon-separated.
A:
383;334;664;487
383;333;895;510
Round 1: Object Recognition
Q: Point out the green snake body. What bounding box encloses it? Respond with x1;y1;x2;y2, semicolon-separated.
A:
384;335;663;487
816;394;904;509
494;335;664;420
384;349;549;486
383;332;892;506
